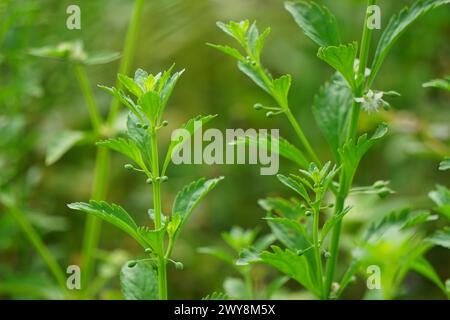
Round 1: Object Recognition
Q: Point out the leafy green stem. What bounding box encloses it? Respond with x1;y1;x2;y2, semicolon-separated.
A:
324;0;376;298
150;129;168;300
312;203;325;299
107;0;145;127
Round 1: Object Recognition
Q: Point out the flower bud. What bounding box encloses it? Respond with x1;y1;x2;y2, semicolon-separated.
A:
146;178;153;184
161;176;169;182
127;261;137;268
124;164;134;170
253;103;263;110
162;120;169;127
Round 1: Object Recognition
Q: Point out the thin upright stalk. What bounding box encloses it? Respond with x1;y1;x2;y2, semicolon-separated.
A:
312;204;324;299
324;0;376;298
107;0;145;126
6;204;67;292
72;65;102;134
78;0;145;294
150;129;168;300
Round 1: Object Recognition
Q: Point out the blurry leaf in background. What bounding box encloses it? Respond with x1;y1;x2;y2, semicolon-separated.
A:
429;185;450;219
423;77;450;91
45;130;87;166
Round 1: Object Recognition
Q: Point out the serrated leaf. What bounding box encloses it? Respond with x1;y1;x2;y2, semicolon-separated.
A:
45;131;86;165
285;1;341;47
260;246;320;297
320;206;351;243
162;114;217;174
339;123;388;188
258;197;306;220
97;138;147;171
127;113;152;168
160;69;184;115
238;61;271;94
370;0;450;85
233;134;309;169
277;174;311;203
120;260;158;300
208;43;245;61
67;201;146;248
138;91;161;125
171;177;224;240
364;209;434;243
137;226;166;255
265;216;311;251
272;74;292;108
317;42;357;90
313;73;352;159
99;85;141;117
118;73;143;98
216;20;249;47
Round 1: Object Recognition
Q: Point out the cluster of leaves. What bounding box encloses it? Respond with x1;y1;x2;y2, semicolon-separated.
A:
68;68;223;300
199;227;287;299
211;0;449;299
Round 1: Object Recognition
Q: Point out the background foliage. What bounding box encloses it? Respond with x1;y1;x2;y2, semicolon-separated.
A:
0;0;449;299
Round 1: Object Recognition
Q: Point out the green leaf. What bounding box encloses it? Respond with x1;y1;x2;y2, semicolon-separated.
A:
208;43;245;61
118;73;143;98
137;226;166;256
45;130;86;166
233;134;309;168
429;185;450;220
439;158;450;171
224;277;247;299
411;256;447;295
254;27;271;62
97;138;147;171
198;246;235;265
134;68;149;90
127;113;152;168
285;1;341;47
160;69;184;114
99;85;141;117
138;91;161;125
67;201;146;248
272;74;292;108
84;51;121;65
423;78;450;91
317;42;357;90
312;73;352;159
237;61;271;94
260;246;320;297
277;174;311;203
364;208;435;243
216;20;249;47
171;177;224;240
162;114;217;174
320;206;351;243
265;216;311;251
370;0;450;85
120;260;158;300
339;123;388;187
258;197;306;220
427;228;450;250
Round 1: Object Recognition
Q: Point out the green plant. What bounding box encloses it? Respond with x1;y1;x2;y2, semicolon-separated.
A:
211;0;450;299
68;67;223;300
24;0;146;297
199;226;287;299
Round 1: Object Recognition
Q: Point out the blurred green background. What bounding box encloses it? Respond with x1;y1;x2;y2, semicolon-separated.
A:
0;0;449;299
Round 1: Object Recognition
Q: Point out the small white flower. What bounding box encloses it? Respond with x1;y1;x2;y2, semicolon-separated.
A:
354;90;384;113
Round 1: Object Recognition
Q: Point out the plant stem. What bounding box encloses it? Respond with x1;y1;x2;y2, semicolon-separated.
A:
150;129;168;300
285;108;322;166
107;0;145;127
73;65;102;134
324;0;376;299
77;0;144;295
243;269;254;299
5;203;67;293
81;147;110;291
312;205;324;299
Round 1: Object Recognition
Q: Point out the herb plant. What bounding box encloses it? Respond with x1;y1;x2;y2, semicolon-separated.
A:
68;67;223;300
211;0;450;299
